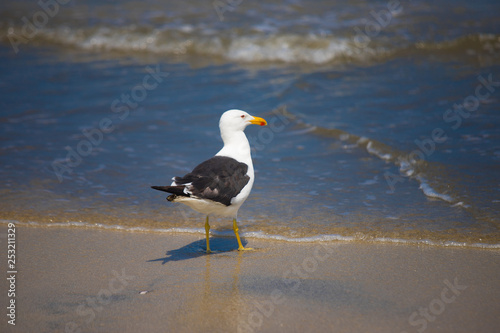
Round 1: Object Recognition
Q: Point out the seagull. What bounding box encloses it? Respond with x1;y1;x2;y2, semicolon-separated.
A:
151;109;267;253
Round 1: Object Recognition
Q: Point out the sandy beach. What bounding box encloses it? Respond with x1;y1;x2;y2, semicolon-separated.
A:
1;225;499;332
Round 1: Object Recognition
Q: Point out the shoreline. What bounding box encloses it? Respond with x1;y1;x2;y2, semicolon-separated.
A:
1;220;499;250
1;225;499;332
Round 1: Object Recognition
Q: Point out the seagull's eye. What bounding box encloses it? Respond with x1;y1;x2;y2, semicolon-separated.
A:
240;115;245;118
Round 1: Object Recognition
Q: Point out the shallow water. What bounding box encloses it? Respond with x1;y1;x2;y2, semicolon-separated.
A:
1;0;499;247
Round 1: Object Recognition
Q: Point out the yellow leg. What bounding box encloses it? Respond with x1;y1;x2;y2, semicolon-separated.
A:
233;218;253;251
205;216;211;254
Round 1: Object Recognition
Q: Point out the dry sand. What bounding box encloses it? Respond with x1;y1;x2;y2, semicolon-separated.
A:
1;225;499;332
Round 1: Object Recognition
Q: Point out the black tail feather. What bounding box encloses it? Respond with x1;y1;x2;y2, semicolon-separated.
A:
151;185;187;196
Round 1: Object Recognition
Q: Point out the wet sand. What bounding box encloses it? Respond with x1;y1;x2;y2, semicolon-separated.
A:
1;225;499;332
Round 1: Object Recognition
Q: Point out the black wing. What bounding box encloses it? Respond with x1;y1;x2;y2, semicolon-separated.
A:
152;156;250;206
175;156;250;206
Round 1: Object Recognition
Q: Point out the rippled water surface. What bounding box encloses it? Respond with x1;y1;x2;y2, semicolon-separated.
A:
1;0;499;247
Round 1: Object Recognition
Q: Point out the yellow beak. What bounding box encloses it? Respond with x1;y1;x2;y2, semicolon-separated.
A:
249;116;267;126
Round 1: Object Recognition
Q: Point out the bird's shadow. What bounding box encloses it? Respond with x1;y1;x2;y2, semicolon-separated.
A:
147;236;248;265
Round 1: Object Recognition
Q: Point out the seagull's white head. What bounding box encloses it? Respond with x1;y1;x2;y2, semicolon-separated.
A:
217;109;267;165
219;109;267;134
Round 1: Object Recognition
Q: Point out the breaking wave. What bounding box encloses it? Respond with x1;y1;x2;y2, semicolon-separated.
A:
1;21;498;66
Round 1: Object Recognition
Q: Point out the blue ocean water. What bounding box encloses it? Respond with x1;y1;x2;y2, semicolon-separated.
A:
1;0;499;247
